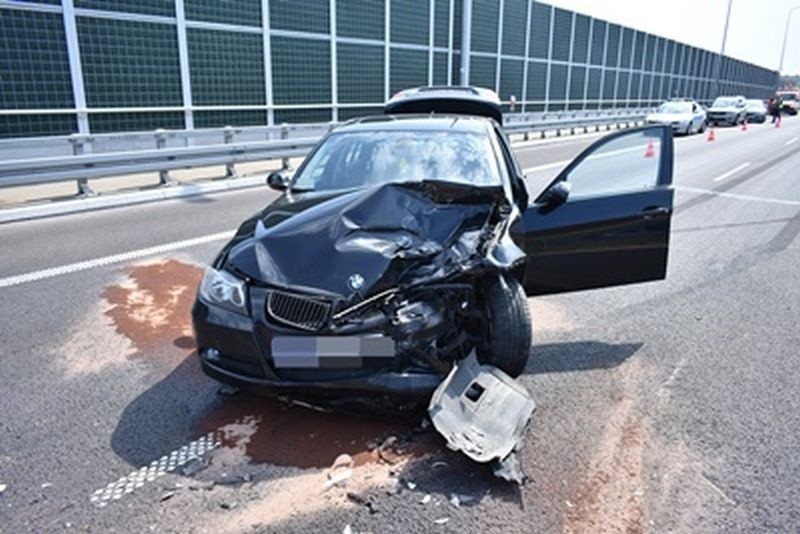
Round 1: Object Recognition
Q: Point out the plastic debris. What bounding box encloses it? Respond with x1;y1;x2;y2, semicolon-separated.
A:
434;518;450;525
428;352;535;484
406;481;417;490
342;525;353;534
0;484;6;494
420;494;432;505
324;453;354;490
159;491;175;502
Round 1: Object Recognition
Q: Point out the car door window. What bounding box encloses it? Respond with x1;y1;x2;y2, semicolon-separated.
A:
559;129;662;200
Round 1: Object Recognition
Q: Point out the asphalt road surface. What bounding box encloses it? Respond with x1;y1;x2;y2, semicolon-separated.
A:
2;120;799;533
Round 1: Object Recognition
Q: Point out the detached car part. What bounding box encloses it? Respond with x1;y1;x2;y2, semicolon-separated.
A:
428;353;535;483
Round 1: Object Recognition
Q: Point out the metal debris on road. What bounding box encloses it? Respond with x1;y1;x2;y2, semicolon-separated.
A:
346;492;379;514
428;352;536;484
159;491;175;502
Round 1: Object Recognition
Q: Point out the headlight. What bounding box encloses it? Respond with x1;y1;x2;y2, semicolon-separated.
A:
199;267;247;315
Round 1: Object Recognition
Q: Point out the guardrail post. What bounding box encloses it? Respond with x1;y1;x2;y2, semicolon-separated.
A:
280;123;291;170
69;134;96;197
223;126;236;178
224;126;237;178
155;129;177;186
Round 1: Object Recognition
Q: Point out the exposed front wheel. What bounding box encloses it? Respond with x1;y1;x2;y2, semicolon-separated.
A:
476;275;533;377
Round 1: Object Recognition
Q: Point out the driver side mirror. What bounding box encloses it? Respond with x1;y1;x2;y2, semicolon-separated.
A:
266;170;290;191
539;181;571;211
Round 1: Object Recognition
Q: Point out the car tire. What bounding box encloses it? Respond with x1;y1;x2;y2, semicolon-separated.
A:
476;274;532;377
699;121;707;133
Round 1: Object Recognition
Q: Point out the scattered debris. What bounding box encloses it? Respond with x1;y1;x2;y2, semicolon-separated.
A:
434;518;450;525
217;385;239;397
406;481;417;490
324;454;354;490
492;451;527;484
41;482;52;489
342;525;353;534
0;483;6;494
180;457;208;477
346;492;379;514
159;491;175;502
431;460;449;469
428;353;535;484
451;493;475;506
420;494;432;505
220;501;238;510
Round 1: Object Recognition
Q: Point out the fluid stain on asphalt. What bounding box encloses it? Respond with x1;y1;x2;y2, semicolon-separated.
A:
103;259;437;471
199;394;436;469
103;259;202;355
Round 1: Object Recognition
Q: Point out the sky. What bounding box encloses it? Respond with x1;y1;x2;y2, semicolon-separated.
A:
544;0;800;75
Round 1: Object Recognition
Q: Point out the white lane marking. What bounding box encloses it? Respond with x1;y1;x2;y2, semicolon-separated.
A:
523;142;653;175
786;137;799;146
523;159;572;174
677;186;800;206
712;162;751;182
90;431;222;507
0;230;233;290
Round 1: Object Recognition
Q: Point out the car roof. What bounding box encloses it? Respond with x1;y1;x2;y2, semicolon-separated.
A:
335;114;491;134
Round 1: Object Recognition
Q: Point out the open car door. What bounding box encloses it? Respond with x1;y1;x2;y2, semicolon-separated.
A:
511;125;674;296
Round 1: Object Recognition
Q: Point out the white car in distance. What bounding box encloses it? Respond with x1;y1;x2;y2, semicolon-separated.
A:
646;100;707;135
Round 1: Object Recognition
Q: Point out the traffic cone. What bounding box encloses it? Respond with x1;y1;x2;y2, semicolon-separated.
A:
707;128;716;141
741;120;748;132
644;138;656;158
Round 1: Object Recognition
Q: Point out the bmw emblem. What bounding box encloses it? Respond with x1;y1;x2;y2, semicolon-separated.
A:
348;273;365;291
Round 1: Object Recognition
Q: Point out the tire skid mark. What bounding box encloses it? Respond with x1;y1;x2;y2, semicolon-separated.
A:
563;360;647;534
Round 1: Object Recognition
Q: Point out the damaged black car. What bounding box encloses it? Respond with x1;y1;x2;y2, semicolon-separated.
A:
192;87;675;400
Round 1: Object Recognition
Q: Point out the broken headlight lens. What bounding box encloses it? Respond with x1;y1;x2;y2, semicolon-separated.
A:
199;267;247;315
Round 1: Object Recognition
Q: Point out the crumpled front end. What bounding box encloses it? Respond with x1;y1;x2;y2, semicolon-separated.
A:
193;181;524;396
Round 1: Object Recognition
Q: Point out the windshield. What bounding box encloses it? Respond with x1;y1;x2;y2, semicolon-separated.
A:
778;93;798;101
657;102;692;114
712;97;741;108
292;130;503;192
746;100;765;109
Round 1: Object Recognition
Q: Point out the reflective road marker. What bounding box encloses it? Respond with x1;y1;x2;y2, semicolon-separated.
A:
90;432;221;507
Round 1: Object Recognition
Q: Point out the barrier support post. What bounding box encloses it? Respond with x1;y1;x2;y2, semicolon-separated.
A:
155;129;177;186
69;134;96;197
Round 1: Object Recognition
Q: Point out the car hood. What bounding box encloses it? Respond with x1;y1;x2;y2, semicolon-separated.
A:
708;106;740;113
223;181;507;299
648;113;692;122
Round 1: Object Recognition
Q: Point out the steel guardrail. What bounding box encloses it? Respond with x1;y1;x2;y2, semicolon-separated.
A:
0;109;650;195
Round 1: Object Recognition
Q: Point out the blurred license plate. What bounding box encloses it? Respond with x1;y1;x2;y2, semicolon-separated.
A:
271;336;395;369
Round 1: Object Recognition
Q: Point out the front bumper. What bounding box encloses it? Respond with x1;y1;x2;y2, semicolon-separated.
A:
192;294;442;398
707;113;739;125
